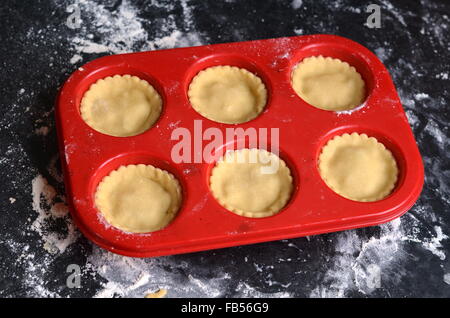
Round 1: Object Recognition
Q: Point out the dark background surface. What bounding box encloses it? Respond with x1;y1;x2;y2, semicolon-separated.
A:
0;0;449;297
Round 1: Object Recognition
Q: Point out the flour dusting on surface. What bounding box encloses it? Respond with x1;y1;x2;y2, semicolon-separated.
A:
312;212;449;297
67;0;204;59
88;247;290;298
444;273;450;285
291;0;303;10
311;220;404;297
31;174;79;254
2;0;448;298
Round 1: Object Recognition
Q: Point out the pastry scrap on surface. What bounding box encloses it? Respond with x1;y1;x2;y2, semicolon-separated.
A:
318;133;398;202
80;74;162;137
210;148;293;218
188;65;267;124
291;56;365;111
144;289;167;298
95;164;182;233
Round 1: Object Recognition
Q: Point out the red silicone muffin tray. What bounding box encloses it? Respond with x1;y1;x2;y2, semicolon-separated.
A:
56;34;424;257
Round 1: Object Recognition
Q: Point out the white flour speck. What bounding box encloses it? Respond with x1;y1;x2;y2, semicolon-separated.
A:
424;119;446;146
444;273;450;285
405;109;419;128
69;54;82;64
335;101;367;116
291;0;303;10
415;93;429;100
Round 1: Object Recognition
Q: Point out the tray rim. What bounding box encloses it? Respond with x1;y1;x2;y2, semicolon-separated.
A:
55;34;425;258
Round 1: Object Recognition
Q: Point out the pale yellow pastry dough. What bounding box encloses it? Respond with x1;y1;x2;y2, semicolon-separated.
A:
80;75;162;137
188;66;267;124
291;56;365;111
318;133;398;202
95;164;182;233
210;149;293;218
144;289;167;298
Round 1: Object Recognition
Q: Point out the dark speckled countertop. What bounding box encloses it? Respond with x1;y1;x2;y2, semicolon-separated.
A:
0;0;449;298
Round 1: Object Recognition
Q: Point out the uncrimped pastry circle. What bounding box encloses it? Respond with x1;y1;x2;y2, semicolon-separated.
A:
95;164;182;233
188;65;268;124
80;75;162;137
210;148;293;218
291;56;365;111
318;133;398;202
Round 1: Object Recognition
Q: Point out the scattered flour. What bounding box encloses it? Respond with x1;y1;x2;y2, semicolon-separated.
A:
309;221;400;297
415;226;448;261
18;0;448;298
69;54;82;64
415;93;430;101
405;109;419;128
88;247;289;298
335;101;367;116
68;0;204;59
31;174;79;254
374;47;392;62
291;0;303;10
379;0;407;27
435;72;448;80
5;239;59;297
444;273;450;285
234;282;290;298
69;0;148;55
424;119;447;146
88;246;293;298
311;215;449;297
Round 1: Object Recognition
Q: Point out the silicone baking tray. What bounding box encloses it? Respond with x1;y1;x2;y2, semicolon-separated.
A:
56;34;424;257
